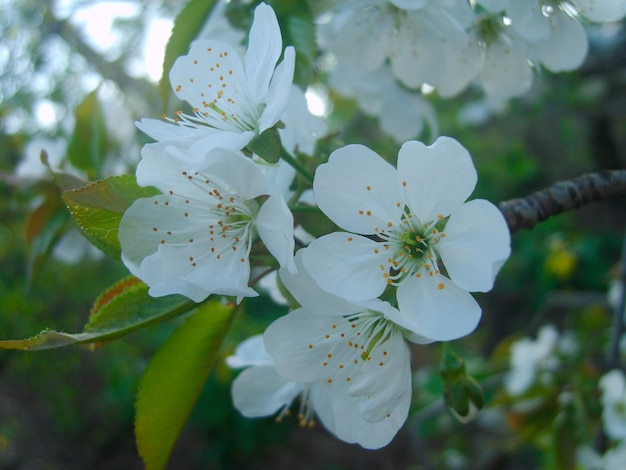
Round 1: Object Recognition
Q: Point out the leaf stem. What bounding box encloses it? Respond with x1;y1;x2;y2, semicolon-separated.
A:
280;146;314;182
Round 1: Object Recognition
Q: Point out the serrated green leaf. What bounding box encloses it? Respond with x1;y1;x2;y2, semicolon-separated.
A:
160;0;218;107
135;300;236;470
0;277;195;351
63;175;160;259
67;89;107;178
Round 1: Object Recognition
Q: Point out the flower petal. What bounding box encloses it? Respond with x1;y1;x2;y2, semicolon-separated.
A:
303;233;388;301
397;137;477;223
198;148;269;200
135;118;212;145
532;10;588;72
264;309;346;382
437;199;511;292
232;365;304;417
245;2;283;103
259;46;295;132
320;371;411;450
170;40;254;128
279;250;363;317
256;192;296;273
226;334;273;368
396;273;481;341
313;144;404;235
348;330;412;422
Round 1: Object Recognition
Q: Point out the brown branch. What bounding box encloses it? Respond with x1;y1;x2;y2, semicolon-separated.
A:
499;170;626;233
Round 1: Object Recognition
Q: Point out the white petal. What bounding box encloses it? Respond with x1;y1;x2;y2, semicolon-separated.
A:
187;131;255;162
256;192;296;273
313;144;403;234
198;148;269;200
482;39;533;101
437;199;511;292
136;144;213;195
303;233;388;301
279;250;363;316
573;0;626;22
226;335;273;369
532;11;588;72
391;14;445;88
396;274;481;341
259;46;295;132
507;1;551;42
264;309;346;382
321;371;411;449
169;39;253;128
245;2;283;102
397;137;477;223
232;365;304;417
135;118;210;145
139;240;255;301
437;39;483;98
327;6;392;72
348;331;412;422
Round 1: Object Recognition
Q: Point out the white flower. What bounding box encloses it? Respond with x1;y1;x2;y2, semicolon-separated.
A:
504;325;560;396
136;3;295;155
599;369;626;440
262;251;419;449
227;329;410;448
119;144;296;302
302;137;510;342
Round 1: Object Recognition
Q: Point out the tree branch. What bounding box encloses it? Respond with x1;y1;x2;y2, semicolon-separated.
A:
498;170;626;233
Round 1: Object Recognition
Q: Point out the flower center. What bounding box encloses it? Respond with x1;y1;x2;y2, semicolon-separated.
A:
382;210;446;286
176;170;260;266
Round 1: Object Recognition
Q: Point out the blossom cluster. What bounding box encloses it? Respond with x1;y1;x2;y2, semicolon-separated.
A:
318;0;626;139
118;2;512;449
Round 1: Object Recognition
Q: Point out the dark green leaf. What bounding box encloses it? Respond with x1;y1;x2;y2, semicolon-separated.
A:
135;300;236;470
160;0;218;107
63;175;160;259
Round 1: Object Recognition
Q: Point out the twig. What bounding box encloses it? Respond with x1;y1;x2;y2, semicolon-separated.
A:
499;170;626;233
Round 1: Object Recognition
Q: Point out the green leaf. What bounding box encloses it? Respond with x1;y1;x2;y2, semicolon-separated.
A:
160;0;217;107
67;89;108;179
0;277;195;351
246;127;281;163
135;300;236;470
63;175;160;259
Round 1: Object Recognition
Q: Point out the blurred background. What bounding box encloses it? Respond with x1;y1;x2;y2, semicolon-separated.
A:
0;0;625;468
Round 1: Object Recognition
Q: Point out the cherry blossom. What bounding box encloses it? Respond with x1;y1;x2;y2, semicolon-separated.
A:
136;2;295;155
119;144;295;302
302;137;511;341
